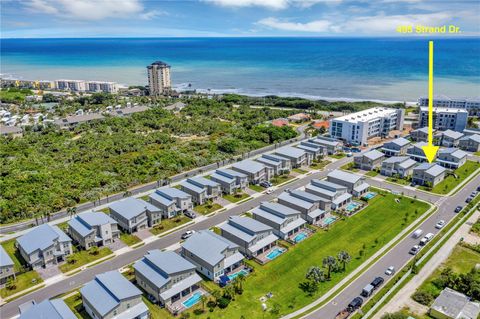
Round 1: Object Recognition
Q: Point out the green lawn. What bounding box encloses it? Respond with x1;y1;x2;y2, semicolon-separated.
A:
271;174;295;186
386;176;411;186
0;271;43;298
191;190;430;319
365;170;379;177
59;247;113;273
249;184;266;192
57;221;69;232
310;160;331;170
429;161;480;194
194;202;223;215
119;232;142;246
223;192;250;203
330;153;346;159
293;168;309;174
150;215;191;235
65;293;90;319
340;163;359;172
1;239;28;271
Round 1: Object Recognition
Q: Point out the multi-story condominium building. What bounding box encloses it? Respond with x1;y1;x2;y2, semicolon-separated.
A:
274;146;312;168
18;299;77;319
327;170;370;197
407;142;430;162
210;169;248;194
410;127;432;142
329;107;405;146
259;154;291;174
412;163;446;187
85;81;118;93
418;95;480;116
181;230;244;281
147;61;171;96
180;177;221;205
436;148;468;170
435;129;465;147
134;250;202;313
305;179;352;210
353;149;384;171
231;159;273;185
296;141;327;159
109;197;161;233
380;156;417;178
55;79;87;92
219;216;279;259
381;137;411;157
277;190;328;225
0;245;15;285
252;202;307;240
67;211;120;249
81;271;149;319
1;78;54;90
459;134;480;152
149;188;193;218
308;136;342;154
16;224;72;269
418;107;468;132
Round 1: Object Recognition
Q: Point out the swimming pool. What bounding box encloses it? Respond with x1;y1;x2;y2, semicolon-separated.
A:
266;248;285;260
182;292;202;308
227;269;248;280
293;232;308;243
363;192;377;200
345;202;360;212
323;216;337;225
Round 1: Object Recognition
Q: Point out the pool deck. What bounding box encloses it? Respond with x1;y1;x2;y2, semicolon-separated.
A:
344;200;367;216
166;287;208;314
318;212;337;228
286;227;314;244
255;245;287;264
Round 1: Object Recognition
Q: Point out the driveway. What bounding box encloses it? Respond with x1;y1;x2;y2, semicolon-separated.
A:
108;239;128;252
36;265;62;280
135;229;152;240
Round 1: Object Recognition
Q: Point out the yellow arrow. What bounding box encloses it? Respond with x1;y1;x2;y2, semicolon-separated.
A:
422;40;439;163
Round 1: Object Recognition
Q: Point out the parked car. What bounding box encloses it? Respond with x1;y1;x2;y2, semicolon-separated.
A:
371;277;384;289
419;233;434;246
351;148;361;153
260;181;271;188
455;206;463;213
435;220;446;229
471;191;477;197
347;297;363;311
477;186;480;192
346;152;353;157
409;245;420;255
181;230;195;239
184;211;197;219
412;229;423;239
265;188;274;195
385;266;395;276
466;197;472;203
361;284;374;297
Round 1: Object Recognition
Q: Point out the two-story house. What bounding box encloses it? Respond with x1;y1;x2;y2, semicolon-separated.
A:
252;202;307;240
134;250;202;313
381;137;411;157
305;179;352;210
0;246;15;285
275;146;312;168
436;148;468;169
81;270;149;319
296;141;327;160
181;230;244;281
149;188;193;219
67;211;120;249
436;129;464;147
109;197;161;232
353;149;384;170
257;154;291;175
308;136;342;155
210;169;248;194
231;160;273;185
327;170;370;197
380;156;417;177
407;142;430;162
219;216;279;259
412;163;446;187
277;190;328;225
16;224;72;269
459;134;480;152
179;177;221;205
410;127;431;142
18;299;76;319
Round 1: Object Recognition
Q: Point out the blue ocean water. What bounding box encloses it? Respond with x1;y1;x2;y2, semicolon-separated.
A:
1;37;479;101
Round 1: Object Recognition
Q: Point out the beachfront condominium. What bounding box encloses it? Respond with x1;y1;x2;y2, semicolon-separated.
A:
55;80;86;92
418;107;468;132
85;81;118;93
54;80;118;93
418;95;480;116
329;107;404;146
147;61;171;96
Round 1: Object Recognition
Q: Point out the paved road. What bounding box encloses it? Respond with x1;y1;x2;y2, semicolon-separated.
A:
1;153;350;319
301;174;480;319
0;126;308;235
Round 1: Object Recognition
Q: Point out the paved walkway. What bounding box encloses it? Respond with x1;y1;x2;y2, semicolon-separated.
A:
373;209;480;318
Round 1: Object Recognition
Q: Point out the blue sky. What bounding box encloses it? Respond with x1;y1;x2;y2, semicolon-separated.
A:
1;0;479;38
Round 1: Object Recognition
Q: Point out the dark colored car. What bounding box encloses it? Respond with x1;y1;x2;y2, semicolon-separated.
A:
371;277;384;289
455;206;463;213
347;297;363;311
477;186;480;191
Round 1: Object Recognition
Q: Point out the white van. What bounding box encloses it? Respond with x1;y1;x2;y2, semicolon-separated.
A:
412;229;423;239
420;232;434;246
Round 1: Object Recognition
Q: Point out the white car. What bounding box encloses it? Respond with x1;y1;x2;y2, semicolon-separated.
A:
435;220;446;229
385;266;395;276
181;230;195;239
409;245;421;255
265;189;274;195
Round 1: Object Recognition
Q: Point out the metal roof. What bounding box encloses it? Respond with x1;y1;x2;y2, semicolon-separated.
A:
414;163;446;177
360;149;384;161
68;211;116;237
310;179;347;192
215;168;247;179
187;176;219;188
431;288;480;319
219;216;272;243
255;157;281;167
0;245;14;267
182;230;239;266
461;134;480;143
159;273;202;300
180;180;205;194
156;187;191;199
327;169;363;184
210;172;235;184
17;224;71;255
441;129;464;140
275;146;306;159
259;202;301;217
232;159;266;174
109;197;159;220
19;299;77;319
383;156;410;164
438;148;468;160
388;137;411;147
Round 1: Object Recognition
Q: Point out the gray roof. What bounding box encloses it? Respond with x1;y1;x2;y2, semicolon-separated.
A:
80;270;142;317
310;179;347;192
296;144;318;153
301;141;322;149
220;216;272;243
440;129;464;140
159;273;202;300
109;197;159;220
156;187;191;200
328;169;363;184
68;211;116;237
0;126;23;135
134;250;196;289
258;202;301;217
54;113;104;125
460;134;480;143
180;180;205;194
431;288;480;319
215;168;247;179
383;156;410;164
17;224;71;255
410;141;428;149
0;245;14;267
414;163;446;177
210;172;235;184
232;159;266;174
114;106;149;116
310;137;340;147
182;230;239;266
398;158;417;169
149;191;175;206
275;146;306;159
388;137;410;147
361;149;384;161
255;157;281;167
187;176;219;188
19;299;77;319
278;192;314;210
413;127;430;134
262;153;289;163
438;148;468;160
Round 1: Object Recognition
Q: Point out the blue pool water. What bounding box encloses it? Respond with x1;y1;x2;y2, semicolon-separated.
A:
346;202;360;212
182;292;202;308
324;216;337;225
227;269;248;280
363;192;377;200
293;232;308;243
266;248;285;260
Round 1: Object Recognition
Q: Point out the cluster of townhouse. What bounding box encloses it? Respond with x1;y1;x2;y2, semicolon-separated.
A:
1;78;118;93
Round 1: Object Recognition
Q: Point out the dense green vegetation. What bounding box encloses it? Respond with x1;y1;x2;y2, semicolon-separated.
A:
0;88;33;103
0;100;298;223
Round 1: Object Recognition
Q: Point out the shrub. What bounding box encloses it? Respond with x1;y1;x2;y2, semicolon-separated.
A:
412;290;434;305
381;312;409;319
217;297;230;309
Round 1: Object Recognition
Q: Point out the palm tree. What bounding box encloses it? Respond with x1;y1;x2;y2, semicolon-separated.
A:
224;285;235;300
236;273;246;290
306;266;324;283
211;289;221;303
200;294;207;312
322;256;336;279
337;251;351;272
